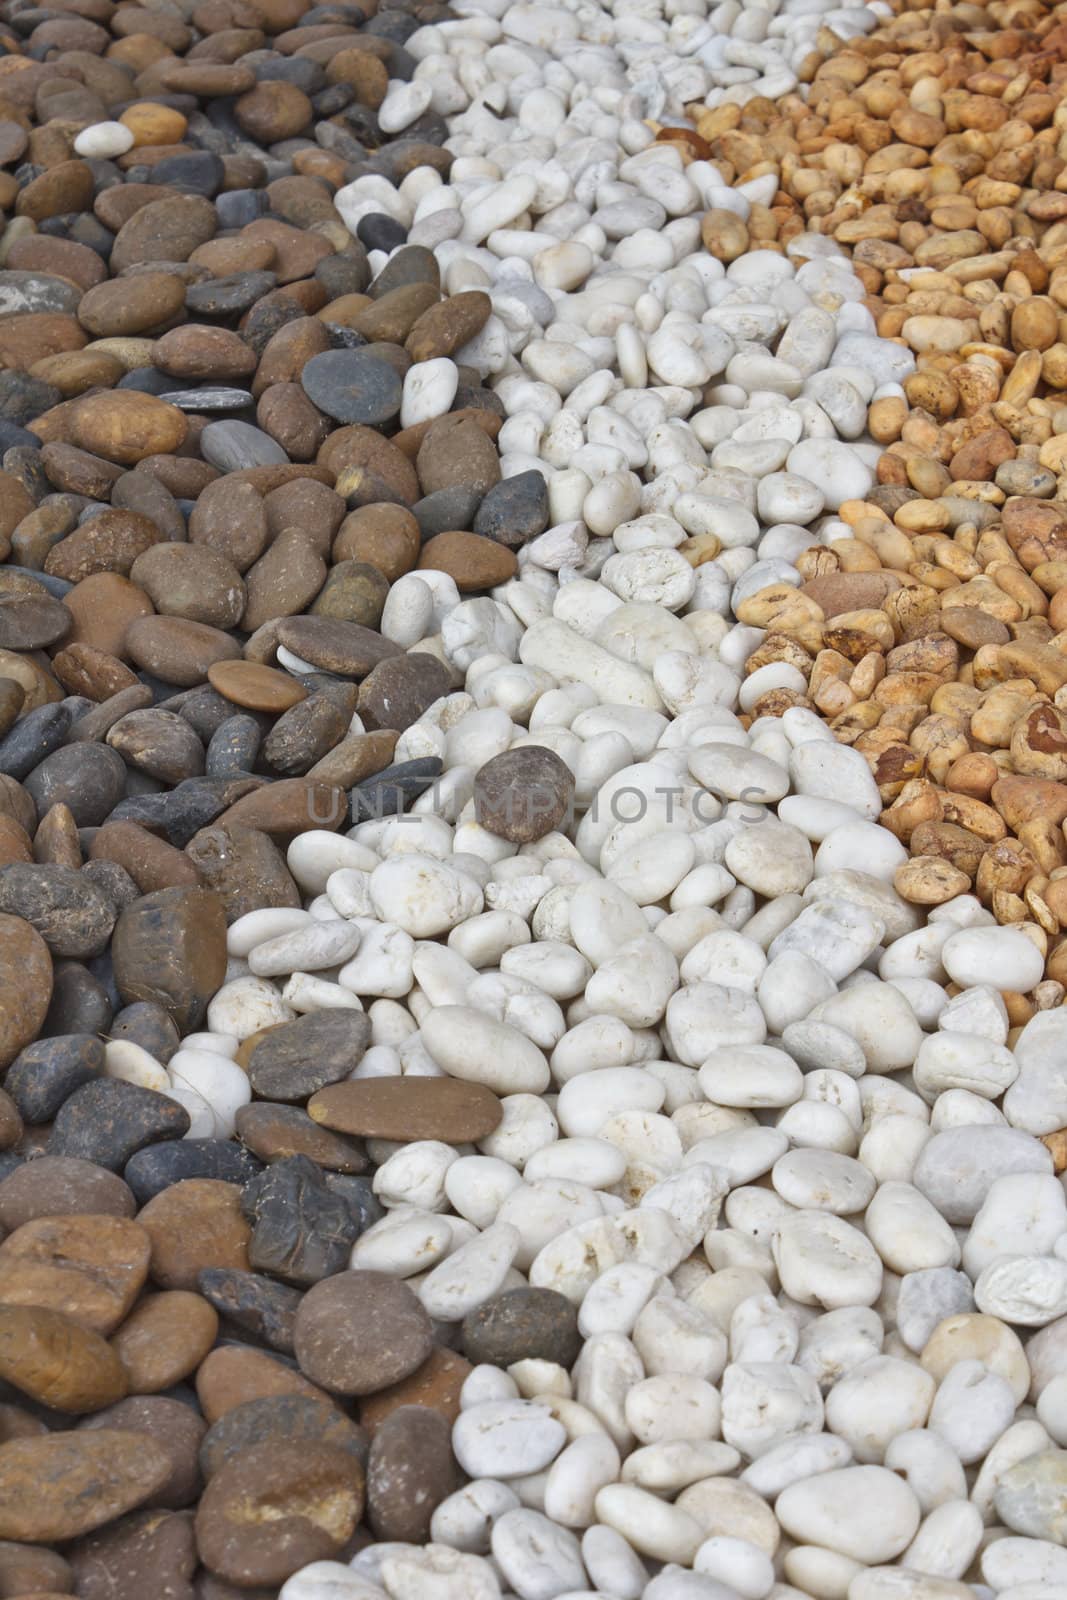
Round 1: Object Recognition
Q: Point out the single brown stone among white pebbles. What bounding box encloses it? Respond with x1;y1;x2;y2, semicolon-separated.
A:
473;745;576;843
307;1077;503;1143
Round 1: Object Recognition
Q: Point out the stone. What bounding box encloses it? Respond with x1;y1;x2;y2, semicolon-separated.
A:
23;744;127;828
301;349;403;426
236;1102;367;1172
195;1345;330;1427
0;1431;171;1543
420;531;517;591
185;823;302;923
247;1010;371;1102
112;887;228;1030
242;1155;361;1286
358;651;451;731
275;616;403;678
197;1268;303;1353
50;1080;191;1172
0;1215;150;1335
70;393;188;466
0;1157;135;1231
462;1288;582;1369
307;1078;504;1143
68;1507;197;1600
111;1291;219;1394
4;1033;103;1124
0;864;115;960
194;1443;364;1590
359;1345;471;1436
416;414;501;497
123;1139;262;1205
0;1305;129;1413
125;617;242;688
0;915;54;1062
138;1179;251;1291
199;1396;368;1481
80;1396;205;1510
474;746;576;843
293;1270;434;1396
366;1406;457;1543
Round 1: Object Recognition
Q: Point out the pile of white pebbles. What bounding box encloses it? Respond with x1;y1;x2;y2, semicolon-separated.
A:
151;0;1067;1593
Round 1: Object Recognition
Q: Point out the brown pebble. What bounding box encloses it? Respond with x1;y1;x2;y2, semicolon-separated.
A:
125;615;242;686
78;274;187;338
293;1270;433;1397
0;1215;150;1335
68;1506;197;1600
69;392;188;466
420;530;518;591
0;1157;135;1231
195;1346;332;1425
0;1305;129;1414
309;1076;503;1142
194;1443;363;1590
90;821;203;893
359;1346;471;1436
137;1180;251;1292
0;1431;171;1543
0;914;51;1069
111;1291;219;1394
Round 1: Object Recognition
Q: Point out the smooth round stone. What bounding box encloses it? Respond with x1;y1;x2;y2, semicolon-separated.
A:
776;1466;921;1563
79;1393;206;1511
462;1288;581;1369
995;1450;1067;1542
111;886;228;1031
786;439;873;511
137;1179;250;1291
0;914;51;1069
247;1011;370;1102
293;1270;434;1396
0;1303;128;1413
236;1102;367;1173
111;1290;219;1394
0;1155;135;1230
301;349;403;425
912;1127;1053;1224
473;746;575;843
0;1211;150;1335
23;743;127;827
452;1399;567;1480
200;421;288;472
0;863;115;960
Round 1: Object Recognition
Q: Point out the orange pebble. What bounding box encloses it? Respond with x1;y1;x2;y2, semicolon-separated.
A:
119;102;188;147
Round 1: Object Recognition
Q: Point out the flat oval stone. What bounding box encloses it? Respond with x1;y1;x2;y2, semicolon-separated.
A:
308;1077;503;1143
293;1270;434;1396
274;615;403;677
235;1102;367;1172
50;1079;191;1172
0;1214;151;1335
110;1290;219;1394
194;1441;364;1589
208;660;308;713
199;1395;368;1481
22;742;127;827
301;348;403;425
0;593;71;650
0;1305;129;1413
357;651;451;731
195;1345;331;1426
67;1504;197;1600
0;1431;171;1543
247;1010;371;1102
